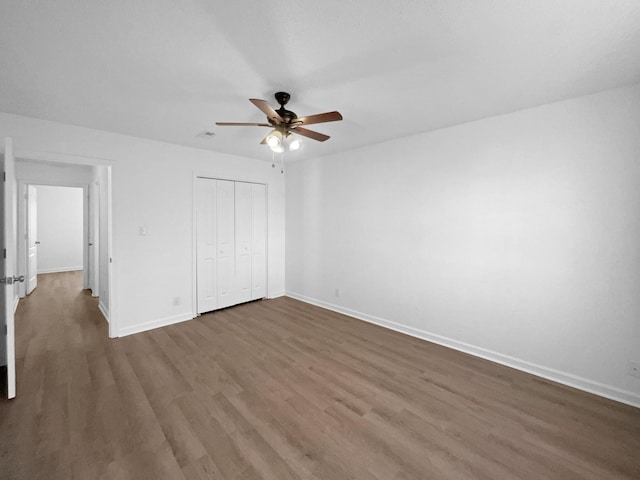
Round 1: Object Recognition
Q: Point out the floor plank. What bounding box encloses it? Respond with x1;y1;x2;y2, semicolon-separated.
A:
1;271;638;479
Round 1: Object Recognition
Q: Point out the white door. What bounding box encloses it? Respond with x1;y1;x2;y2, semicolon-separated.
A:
26;185;38;294
216;180;235;308
235;182;252;304
251;183;267;300
2;137;20;399
196;178;218;313
88;182;99;296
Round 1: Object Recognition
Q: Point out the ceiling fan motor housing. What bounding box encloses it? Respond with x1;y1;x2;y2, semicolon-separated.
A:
274;92;297;123
274;91;291;106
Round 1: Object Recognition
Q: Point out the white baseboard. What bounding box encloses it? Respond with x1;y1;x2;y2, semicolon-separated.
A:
285;291;640;409
37;266;82;274
268;290;286;299
13;295;20;313
98;301;109;323
118;312;195;338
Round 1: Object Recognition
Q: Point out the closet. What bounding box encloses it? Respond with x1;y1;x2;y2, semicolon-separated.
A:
196;177;266;314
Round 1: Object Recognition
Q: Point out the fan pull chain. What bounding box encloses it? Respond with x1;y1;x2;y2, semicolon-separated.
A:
269;143;284;173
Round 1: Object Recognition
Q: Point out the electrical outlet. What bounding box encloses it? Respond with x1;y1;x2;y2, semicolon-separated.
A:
172;296;181;307
629;362;640;378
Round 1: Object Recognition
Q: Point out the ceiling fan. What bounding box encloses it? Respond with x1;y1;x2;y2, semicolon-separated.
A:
216;92;343;152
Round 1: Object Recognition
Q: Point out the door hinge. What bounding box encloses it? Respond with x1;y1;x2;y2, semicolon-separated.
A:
3;171;5;182
3;248;5;259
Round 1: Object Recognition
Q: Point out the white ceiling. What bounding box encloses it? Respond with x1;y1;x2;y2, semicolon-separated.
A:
1;1;639;162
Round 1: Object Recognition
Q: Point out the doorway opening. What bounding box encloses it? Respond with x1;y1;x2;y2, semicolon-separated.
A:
24;185;84;294
14;158;114;337
2;139;116;400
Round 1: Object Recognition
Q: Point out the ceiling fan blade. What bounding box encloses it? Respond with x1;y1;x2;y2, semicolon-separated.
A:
259;134;269;145
215;122;271;127
293;127;330;142
294;111;343;126
249;99;283;123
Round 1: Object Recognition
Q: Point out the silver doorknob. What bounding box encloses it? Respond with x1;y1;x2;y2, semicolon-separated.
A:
35;241;40;244
1;276;24;285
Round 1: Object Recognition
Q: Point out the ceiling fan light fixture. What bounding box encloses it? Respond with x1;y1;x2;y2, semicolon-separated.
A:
266;130;283;149
288;136;301;151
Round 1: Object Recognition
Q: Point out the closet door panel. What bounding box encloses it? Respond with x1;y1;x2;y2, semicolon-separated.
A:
196;178;267;313
235;182;252;304
196;178;217;313
251;183;267;300
216;180;235;308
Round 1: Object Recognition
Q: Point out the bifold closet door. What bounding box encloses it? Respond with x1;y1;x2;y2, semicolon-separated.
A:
251;183;266;299
197;178;267;314
196;178;217;314
235;182;252;304
216;180;236;309
195;178;236;312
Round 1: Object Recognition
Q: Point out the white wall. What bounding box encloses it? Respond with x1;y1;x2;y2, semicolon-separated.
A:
35;185;84;273
16;159;94;185
286;82;640;407
0;112;286;337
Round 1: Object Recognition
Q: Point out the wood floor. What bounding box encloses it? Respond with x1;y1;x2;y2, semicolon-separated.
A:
1;272;638;479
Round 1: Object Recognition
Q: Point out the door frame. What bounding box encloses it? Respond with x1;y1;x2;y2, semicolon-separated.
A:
14;150;117;338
